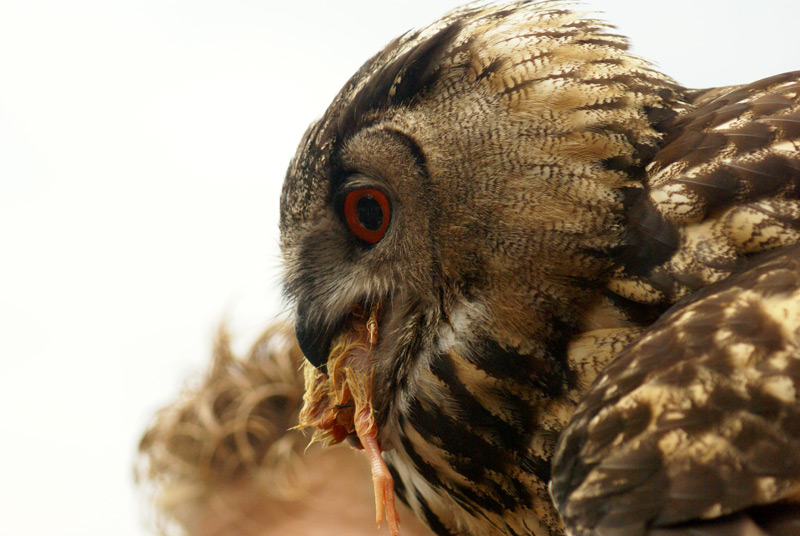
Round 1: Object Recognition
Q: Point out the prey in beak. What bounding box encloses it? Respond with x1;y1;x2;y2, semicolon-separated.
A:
296;305;400;536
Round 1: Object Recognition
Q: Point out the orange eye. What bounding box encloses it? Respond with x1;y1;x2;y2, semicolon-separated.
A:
343;189;391;244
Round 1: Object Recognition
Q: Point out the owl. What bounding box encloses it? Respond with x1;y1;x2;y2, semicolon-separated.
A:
279;2;800;535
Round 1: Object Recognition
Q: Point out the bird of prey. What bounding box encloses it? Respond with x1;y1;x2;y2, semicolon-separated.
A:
279;2;800;535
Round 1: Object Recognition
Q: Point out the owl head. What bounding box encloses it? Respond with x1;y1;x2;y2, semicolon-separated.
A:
279;2;687;461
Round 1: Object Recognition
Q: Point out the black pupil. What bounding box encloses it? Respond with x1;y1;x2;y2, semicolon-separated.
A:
356;195;384;231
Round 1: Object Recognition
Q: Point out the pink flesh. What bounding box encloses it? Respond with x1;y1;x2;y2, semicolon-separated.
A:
356;406;400;536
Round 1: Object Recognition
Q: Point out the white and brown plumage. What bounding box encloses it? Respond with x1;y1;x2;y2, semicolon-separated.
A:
279;2;800;535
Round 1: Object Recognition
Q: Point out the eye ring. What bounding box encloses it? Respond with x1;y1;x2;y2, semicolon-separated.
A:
343;188;391;244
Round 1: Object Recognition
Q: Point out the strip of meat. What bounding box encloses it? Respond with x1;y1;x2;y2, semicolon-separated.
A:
359;417;400;535
297;307;400;535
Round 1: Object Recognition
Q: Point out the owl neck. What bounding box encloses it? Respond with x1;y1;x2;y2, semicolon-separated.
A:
386;323;642;536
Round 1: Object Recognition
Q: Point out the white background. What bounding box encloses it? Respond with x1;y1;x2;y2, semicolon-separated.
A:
1;1;797;534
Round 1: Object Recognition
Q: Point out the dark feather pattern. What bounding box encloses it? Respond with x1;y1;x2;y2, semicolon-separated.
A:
332;20;463;147
553;245;800;536
280;3;800;536
610;70;800;305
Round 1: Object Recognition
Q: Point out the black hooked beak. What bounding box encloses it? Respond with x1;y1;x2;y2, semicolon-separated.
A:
294;301;343;374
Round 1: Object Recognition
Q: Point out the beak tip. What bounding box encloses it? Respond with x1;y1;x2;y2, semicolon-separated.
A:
294;310;332;372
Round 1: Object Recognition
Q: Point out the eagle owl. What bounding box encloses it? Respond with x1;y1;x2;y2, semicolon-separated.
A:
279;2;800;535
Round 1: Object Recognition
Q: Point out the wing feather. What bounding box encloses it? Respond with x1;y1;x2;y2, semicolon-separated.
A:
553;245;800;536
613;72;800;305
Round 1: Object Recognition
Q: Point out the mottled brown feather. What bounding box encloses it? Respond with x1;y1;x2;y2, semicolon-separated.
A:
279;3;800;536
553;245;800;536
